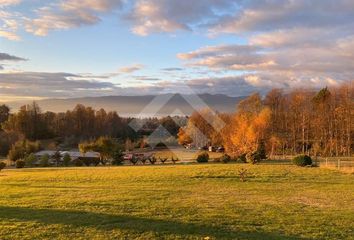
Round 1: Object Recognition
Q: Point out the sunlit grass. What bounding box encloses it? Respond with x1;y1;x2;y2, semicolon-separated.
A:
0;164;353;239
153;149;223;161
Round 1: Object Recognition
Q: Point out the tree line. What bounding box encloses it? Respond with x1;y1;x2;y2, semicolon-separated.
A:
0;103;184;157
1;82;352;160
179;82;353;158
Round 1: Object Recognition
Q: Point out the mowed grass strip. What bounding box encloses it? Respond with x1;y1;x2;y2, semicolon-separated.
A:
0;164;353;240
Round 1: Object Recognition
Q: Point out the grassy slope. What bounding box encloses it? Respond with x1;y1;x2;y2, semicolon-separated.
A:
0;164;353;240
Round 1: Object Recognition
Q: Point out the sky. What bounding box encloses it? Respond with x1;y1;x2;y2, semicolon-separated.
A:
0;0;353;101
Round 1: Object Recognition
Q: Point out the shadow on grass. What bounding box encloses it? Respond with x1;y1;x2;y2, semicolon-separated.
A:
0;206;303;239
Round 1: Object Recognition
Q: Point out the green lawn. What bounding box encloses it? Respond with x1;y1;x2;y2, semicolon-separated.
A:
0;164;353;239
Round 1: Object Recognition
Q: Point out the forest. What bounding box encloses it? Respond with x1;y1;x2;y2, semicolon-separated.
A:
179;82;353;158
0;82;353;160
0;103;184;157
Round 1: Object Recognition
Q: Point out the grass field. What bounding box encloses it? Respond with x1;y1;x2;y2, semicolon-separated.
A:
0;164;353;239
152;148;223;161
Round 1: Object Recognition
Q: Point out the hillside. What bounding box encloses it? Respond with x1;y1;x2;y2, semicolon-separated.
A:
5;94;245;116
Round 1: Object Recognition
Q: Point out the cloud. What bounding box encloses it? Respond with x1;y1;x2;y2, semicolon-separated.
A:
3;0;354;40
1;70;348;102
0;52;26;70
0;0;21;6
119;64;144;73
25;0;123;36
60;0;123;12
0;30;20;40
161;67;183;71
133;75;160;81
129;0;235;36
0;52;26;61
209;0;354;35
1;0;353;96
0;9;21;40
178;31;354;89
0;72;121;99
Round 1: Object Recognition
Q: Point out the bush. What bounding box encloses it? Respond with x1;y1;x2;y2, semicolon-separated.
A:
141;157;148;165
292;155;312;167
0;162;6;171
74;159;84;167
171;157;179;164
111;148;124;165
82;158;92;166
245;141;268;164
149;156;157;165
92;158;100;166
16;160;25;168
236;154;247;163
220;154;231;163
8;140;40;161
246;151;261;164
130;156;139;165
196;152;209;163
63;153;71;167
257;140;267;160
39;154;50;167
160;157;168;164
25;153;36;167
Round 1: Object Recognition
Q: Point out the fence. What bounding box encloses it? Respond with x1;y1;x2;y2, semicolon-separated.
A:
317;157;354;173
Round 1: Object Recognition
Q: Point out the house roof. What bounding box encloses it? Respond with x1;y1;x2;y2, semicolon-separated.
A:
34;150;99;158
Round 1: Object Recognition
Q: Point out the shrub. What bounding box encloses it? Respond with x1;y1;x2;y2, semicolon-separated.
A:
39;154;50;167
111;148;124;165
74;159;84;167
171;157;179;164
82;158;92;166
92;158;100;166
292;155;312;167
245;142;268;164
130;156;139;165
160;157;168;164
63;153;71;167
16;160;25;168
51;151;62;167
236;154;247;163
25;153;36;167
149;156;157;165
220;154;231;163
0;162;6;171
8;140;40;161
246;151;261;164
196;152;209;163
238;168;248;182
141;157;148;165
257;140;267;160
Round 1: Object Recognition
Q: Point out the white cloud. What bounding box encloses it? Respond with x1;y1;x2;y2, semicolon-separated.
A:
0;30;20;40
1;0;353;97
0;9;21;40
129;0;235;36
119;64;144;73
0;0;21;6
25;0;123;36
0;72;120;99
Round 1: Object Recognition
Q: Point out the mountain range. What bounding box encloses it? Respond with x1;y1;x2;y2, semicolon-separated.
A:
4;94;245;117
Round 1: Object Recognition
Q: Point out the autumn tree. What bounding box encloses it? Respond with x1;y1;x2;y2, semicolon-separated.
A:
223;93;271;157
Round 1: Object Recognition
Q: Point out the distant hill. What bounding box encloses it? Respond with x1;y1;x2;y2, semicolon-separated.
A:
5;94;245;117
